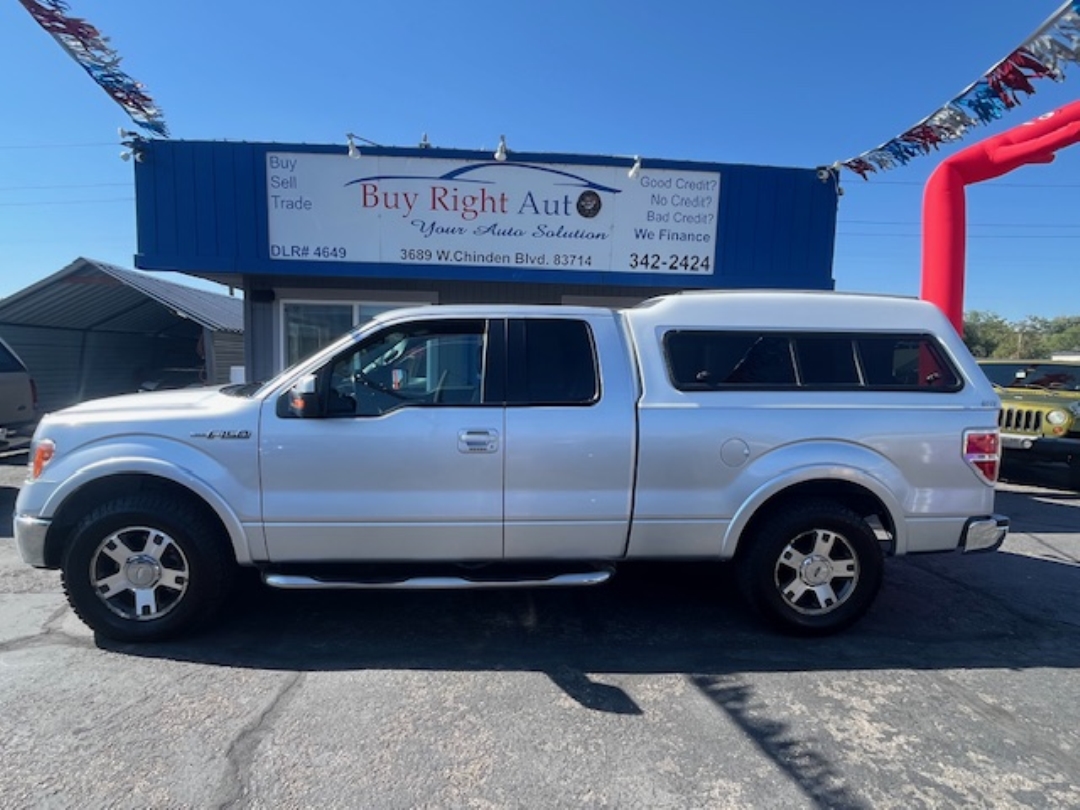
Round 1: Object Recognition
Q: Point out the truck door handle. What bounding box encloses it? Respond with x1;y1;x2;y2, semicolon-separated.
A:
458;429;499;454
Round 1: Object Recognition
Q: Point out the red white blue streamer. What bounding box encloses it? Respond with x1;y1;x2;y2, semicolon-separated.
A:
840;0;1080;178
18;0;168;137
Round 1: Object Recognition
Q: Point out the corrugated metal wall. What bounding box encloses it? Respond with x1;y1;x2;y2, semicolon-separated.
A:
0;325;83;412
82;331;190;399
209;331;245;384
0;323;238;415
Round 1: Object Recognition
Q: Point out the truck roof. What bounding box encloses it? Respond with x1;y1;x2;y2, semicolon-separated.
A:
369;290;950;333
625;289;955;333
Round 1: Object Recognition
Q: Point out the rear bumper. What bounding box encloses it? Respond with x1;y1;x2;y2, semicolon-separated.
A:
961;514;1008;553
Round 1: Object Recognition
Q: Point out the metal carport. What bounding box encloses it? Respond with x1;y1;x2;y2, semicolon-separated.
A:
0;257;243;414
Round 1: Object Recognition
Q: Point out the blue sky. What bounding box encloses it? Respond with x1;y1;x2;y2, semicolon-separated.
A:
1;0;1078;322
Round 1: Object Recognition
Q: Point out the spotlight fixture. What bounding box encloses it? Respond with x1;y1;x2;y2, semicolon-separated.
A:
816;164;845;197
119;126;145;162
494;135;507;162
346;132;381;158
628;156;642;179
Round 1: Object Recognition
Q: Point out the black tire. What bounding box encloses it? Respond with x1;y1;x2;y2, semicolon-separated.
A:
61;493;234;642
738;499;884;635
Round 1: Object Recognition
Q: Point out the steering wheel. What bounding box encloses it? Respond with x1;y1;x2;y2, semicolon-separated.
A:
379;343;405;366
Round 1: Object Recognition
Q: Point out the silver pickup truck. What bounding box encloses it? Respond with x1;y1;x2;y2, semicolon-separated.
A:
14;291;1008;641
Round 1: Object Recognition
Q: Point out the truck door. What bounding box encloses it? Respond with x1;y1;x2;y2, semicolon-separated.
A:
502;316;636;559
258;317;504;562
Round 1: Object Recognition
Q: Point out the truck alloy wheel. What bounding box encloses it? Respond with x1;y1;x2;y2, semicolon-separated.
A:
61;494;233;642
88;525;190;621
773;527;859;616
739;499;884;635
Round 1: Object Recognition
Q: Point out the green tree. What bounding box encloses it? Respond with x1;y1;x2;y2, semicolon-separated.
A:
1010;316;1050;359
1045;316;1080;355
963;312;1080;359
963;311;1014;357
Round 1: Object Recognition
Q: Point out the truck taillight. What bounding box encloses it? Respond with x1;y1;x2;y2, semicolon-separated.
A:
963;429;1000;483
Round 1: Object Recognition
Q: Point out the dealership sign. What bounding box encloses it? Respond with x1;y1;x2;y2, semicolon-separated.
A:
266;153;721;276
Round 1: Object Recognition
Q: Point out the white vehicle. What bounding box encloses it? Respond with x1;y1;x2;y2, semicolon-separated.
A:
14;291;1008;641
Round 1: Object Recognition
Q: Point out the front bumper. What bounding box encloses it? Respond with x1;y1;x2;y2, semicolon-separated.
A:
961;514;1008;553
14;514;51;568
1000;432;1080;461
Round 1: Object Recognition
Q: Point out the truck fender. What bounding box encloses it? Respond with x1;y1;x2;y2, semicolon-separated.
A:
40;452;258;565
720;450;910;558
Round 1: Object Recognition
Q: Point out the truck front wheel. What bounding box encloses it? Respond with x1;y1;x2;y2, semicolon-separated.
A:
739;499;883;635
61;493;234;642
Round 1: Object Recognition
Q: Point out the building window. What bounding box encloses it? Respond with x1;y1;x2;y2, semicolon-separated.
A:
281;301;420;367
283;303;353;367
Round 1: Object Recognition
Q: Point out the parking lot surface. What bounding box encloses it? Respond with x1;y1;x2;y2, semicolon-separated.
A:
1;451;1078;809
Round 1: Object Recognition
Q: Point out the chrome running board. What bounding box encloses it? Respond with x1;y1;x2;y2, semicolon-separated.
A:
263;566;614;591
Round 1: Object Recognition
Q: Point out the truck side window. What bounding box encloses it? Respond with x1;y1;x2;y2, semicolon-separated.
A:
297;319;488;417
856;336;960;389
726;336;796;385
794;336;859;386
507;319;598;405
665;331;962;392
665;331;797;387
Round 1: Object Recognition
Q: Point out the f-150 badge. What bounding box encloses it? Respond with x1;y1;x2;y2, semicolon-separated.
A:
190;430;252;440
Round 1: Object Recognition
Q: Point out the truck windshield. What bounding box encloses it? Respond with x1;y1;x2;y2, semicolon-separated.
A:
980;362;1080;391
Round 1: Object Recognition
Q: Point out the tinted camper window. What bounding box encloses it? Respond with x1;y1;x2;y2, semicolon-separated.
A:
664;331;961;391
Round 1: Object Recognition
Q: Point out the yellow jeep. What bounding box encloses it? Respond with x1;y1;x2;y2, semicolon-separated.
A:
978;360;1080;490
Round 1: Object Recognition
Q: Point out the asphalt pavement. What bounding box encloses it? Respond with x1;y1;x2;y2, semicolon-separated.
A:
1;450;1078;809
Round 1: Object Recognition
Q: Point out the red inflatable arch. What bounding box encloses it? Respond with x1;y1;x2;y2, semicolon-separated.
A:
922;99;1080;333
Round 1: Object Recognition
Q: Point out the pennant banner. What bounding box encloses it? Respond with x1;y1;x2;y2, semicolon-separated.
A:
18;0;169;137
839;0;1080;178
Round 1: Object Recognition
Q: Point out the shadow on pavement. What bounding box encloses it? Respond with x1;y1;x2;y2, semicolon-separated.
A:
101;545;1080;677
0;487;15;537
996;487;1080;532
1000;459;1077;494
0;451;27;537
0;448;28;466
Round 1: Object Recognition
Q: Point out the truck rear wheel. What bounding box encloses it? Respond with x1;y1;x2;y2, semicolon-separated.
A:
739;499;883;635
61;493;234;642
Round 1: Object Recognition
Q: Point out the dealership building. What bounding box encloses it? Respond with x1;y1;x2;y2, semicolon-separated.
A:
131;139;839;381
